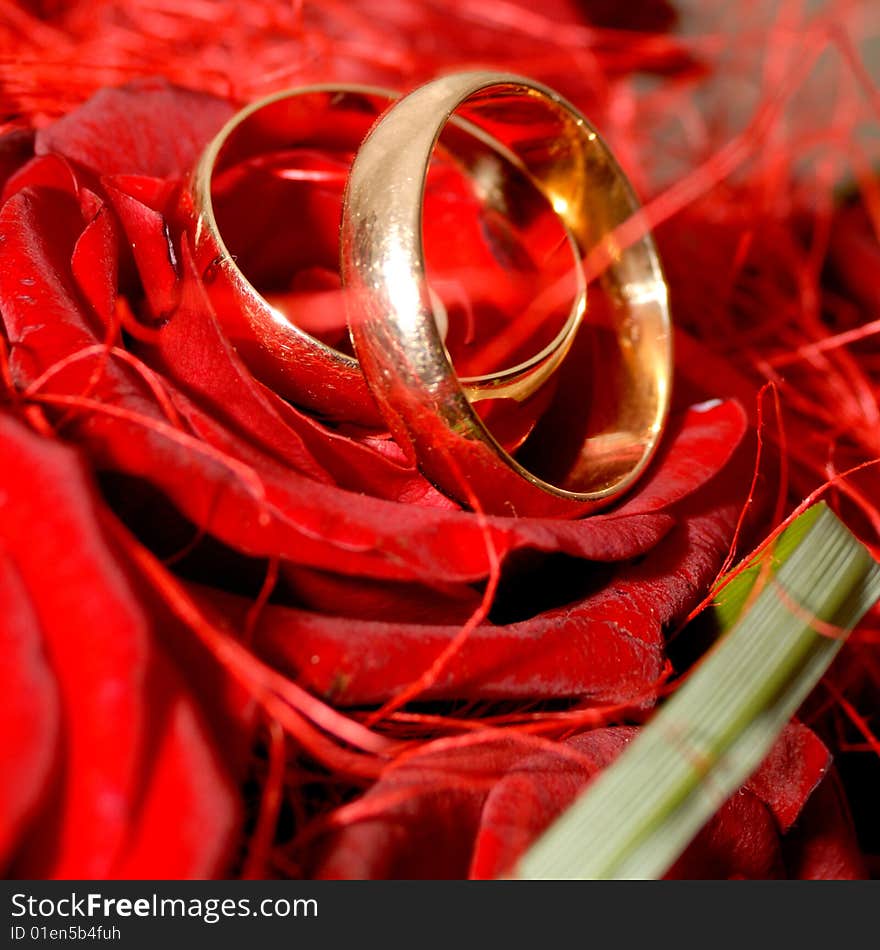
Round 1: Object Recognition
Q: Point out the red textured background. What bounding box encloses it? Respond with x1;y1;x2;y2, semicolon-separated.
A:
1;0;878;879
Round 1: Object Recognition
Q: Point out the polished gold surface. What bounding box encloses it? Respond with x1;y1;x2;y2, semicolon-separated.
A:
341;71;672;517
191;84;586;425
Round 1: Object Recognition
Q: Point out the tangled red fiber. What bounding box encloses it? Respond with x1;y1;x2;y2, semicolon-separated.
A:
1;0;879;879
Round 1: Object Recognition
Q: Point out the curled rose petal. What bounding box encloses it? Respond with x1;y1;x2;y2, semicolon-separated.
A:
2;153;79;204
70;199;119;328
103;179;182;321
742;720;831;832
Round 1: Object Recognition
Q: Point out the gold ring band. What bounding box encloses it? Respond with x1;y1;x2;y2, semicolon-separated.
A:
341;71;672;516
191;86;390;425
191;84;585;426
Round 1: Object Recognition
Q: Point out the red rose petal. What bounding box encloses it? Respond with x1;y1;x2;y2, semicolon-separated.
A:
275;565;485;625
469;729;634;879
70;200;119;327
0;553;60;870
103;180;181;320
665;791;785;879
614;399;749;515
2;153;80;205
743;720;830;832
0;412;238;878
781;774;866;880
110;672;243;879
105;173;180;214
35;78;234;180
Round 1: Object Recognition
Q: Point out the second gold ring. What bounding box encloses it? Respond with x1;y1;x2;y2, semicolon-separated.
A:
342;71;672;516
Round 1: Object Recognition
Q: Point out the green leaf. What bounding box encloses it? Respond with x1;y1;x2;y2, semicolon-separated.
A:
515;503;880;880
713;502;823;630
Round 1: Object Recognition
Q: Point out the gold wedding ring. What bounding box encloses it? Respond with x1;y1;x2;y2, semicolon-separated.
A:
191;84;585;426
342;71;672;517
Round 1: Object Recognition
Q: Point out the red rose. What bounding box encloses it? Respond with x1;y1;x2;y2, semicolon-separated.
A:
0;59;870;878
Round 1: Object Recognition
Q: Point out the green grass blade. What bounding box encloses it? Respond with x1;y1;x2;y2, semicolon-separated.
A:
515;504;880;880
